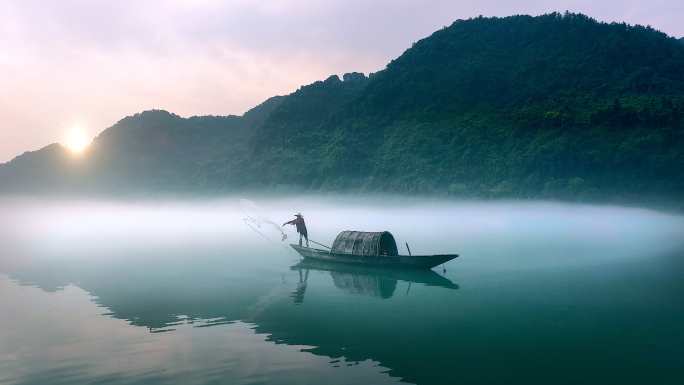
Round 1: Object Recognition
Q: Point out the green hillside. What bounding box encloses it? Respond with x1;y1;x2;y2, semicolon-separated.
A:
2;12;683;207
198;12;684;205
194;72;371;191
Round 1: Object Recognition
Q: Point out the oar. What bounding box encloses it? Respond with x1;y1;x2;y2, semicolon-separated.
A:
406;242;412;256
310;240;331;249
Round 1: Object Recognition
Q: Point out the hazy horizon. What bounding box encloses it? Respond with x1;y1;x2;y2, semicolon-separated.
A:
2;195;683;268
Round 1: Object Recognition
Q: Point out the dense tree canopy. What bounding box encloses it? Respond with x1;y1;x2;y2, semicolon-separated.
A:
197;13;684;207
2;13;683;208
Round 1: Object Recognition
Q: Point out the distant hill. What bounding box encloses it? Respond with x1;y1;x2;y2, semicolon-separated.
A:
2;12;684;208
0;96;283;194
0;144;81;193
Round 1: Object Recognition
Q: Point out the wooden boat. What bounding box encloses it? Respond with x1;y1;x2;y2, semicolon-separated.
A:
291;230;458;269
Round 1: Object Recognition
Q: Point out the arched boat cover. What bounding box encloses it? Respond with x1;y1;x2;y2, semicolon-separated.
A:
331;231;399;257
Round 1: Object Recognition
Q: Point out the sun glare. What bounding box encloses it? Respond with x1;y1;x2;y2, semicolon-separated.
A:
65;128;90;152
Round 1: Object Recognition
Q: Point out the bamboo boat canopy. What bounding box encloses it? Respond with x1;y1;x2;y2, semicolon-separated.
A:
331;231;399;257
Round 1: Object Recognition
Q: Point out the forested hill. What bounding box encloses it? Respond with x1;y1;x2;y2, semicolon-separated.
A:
0;96;283;194
198;12;684;206
2;12;684;207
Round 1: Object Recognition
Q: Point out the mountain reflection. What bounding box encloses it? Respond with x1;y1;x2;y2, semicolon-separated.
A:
7;257;285;330
6;255;459;330
290;260;459;301
4;254;463;382
5;250;684;384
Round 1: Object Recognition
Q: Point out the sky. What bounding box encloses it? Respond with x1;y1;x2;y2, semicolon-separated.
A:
1;0;682;163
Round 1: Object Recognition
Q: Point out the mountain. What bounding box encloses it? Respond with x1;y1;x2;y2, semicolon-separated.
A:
0;144;82;193
194;72;372;191
0;96;283;194
198;12;684;205
2;12;684;207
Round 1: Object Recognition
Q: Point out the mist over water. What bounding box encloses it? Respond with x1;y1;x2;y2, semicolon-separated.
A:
1;196;683;384
2;196;682;268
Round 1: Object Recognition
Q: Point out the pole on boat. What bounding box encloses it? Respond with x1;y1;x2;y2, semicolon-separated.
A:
406;243;412;256
310;240;331;249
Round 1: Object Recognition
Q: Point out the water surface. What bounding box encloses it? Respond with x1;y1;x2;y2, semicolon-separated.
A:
1;197;683;384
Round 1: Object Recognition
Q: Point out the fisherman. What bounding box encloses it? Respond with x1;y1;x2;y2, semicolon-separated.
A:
283;213;309;247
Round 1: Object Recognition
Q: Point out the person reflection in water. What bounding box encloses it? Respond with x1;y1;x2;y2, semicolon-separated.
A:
292;269;309;304
283;213;309;247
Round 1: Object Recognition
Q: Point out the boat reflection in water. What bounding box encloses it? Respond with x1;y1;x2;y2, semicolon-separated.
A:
290;259;459;302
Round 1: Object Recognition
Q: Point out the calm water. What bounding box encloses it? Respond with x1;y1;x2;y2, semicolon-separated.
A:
1;197;683;384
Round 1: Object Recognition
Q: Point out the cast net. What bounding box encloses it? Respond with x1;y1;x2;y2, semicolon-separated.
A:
239;199;295;246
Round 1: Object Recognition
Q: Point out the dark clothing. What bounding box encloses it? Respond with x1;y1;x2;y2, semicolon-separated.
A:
299;230;309;247
284;217;307;233
284;217;308;247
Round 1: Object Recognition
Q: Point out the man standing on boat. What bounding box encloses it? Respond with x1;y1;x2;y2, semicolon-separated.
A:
283;213;309;247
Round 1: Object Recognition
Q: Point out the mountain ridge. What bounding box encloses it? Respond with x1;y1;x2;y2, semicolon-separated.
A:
0;96;283;194
198;12;684;206
2;12;683;208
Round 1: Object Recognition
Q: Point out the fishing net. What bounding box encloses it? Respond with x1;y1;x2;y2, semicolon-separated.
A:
239;199;295;247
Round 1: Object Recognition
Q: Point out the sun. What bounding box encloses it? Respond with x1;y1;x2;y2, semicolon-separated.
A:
65;128;90;152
